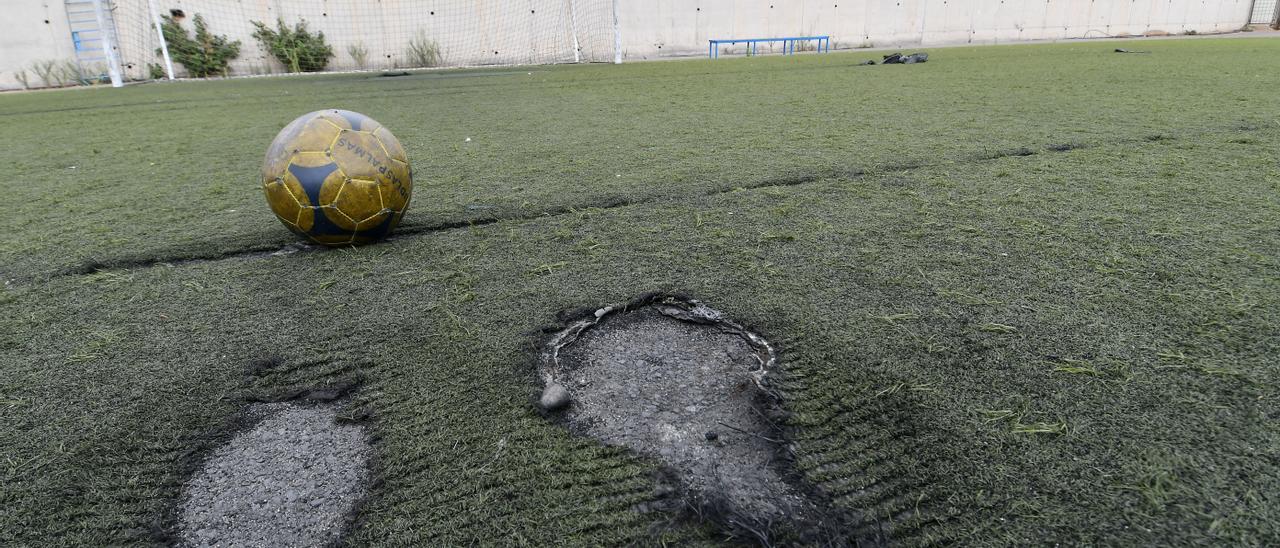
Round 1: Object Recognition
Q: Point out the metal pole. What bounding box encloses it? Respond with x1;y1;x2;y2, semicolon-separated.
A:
91;0;124;87
612;0;622;64
147;0;175;78
567;0;581;63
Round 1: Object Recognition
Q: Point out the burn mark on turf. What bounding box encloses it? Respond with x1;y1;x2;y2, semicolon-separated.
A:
176;402;370;547
535;294;856;544
981;147;1036;160
1045;142;1085;152
157;354;374;547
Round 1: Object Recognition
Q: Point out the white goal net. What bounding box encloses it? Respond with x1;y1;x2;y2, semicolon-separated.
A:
109;0;619;81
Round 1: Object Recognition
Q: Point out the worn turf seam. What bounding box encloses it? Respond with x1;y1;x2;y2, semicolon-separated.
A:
33;119;1271;287
39;131;1162;283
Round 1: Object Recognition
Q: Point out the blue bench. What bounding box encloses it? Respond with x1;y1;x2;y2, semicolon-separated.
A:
709;35;830;58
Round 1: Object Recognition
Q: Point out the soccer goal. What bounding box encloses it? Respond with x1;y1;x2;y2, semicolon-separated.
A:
107;0;622;82
1250;0;1280;27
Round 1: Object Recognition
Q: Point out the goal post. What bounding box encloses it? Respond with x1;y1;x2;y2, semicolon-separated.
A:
145;0;174;79
612;0;623;64
1249;0;1280;27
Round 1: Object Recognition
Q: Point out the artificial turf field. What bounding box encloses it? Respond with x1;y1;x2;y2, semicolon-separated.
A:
1;36;1278;545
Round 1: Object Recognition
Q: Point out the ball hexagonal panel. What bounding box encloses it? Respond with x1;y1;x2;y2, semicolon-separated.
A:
262;177;311;230
376;160;412;214
332;130;389;181
262;115;308;181
372;126;409;163
332;179;389;231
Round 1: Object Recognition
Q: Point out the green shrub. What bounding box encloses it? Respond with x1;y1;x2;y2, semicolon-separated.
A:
251;18;333;72
147;63;166;79
158;14;241;77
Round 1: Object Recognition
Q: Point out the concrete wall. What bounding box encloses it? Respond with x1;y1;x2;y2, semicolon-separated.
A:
618;0;1256;59
0;1;81;89
0;0;1256;89
105;0;617;78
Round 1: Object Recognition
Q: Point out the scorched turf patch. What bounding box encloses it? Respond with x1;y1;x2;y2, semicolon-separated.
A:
538;295;848;541
178;403;371;547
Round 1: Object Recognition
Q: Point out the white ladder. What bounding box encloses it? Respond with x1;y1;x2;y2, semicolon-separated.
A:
64;0;123;86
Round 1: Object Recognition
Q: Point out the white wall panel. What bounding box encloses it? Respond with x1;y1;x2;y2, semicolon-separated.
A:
0;0;1256;88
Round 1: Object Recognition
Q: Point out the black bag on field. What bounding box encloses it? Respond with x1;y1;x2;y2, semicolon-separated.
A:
881;52;928;65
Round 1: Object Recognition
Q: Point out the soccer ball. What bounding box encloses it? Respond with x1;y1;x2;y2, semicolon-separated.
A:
261;110;412;246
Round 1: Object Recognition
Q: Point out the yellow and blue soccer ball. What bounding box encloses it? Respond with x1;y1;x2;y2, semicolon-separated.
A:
262;110;412;246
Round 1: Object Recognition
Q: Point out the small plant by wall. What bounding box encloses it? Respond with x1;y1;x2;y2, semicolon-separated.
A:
347;41;369;69
405;31;443;67
251;18;334;72
62;60;86;84
31;60;61;87
17;59;109;88
159;14;241;77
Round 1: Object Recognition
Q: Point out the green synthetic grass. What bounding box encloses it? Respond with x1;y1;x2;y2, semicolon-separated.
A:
1;38;1278;545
